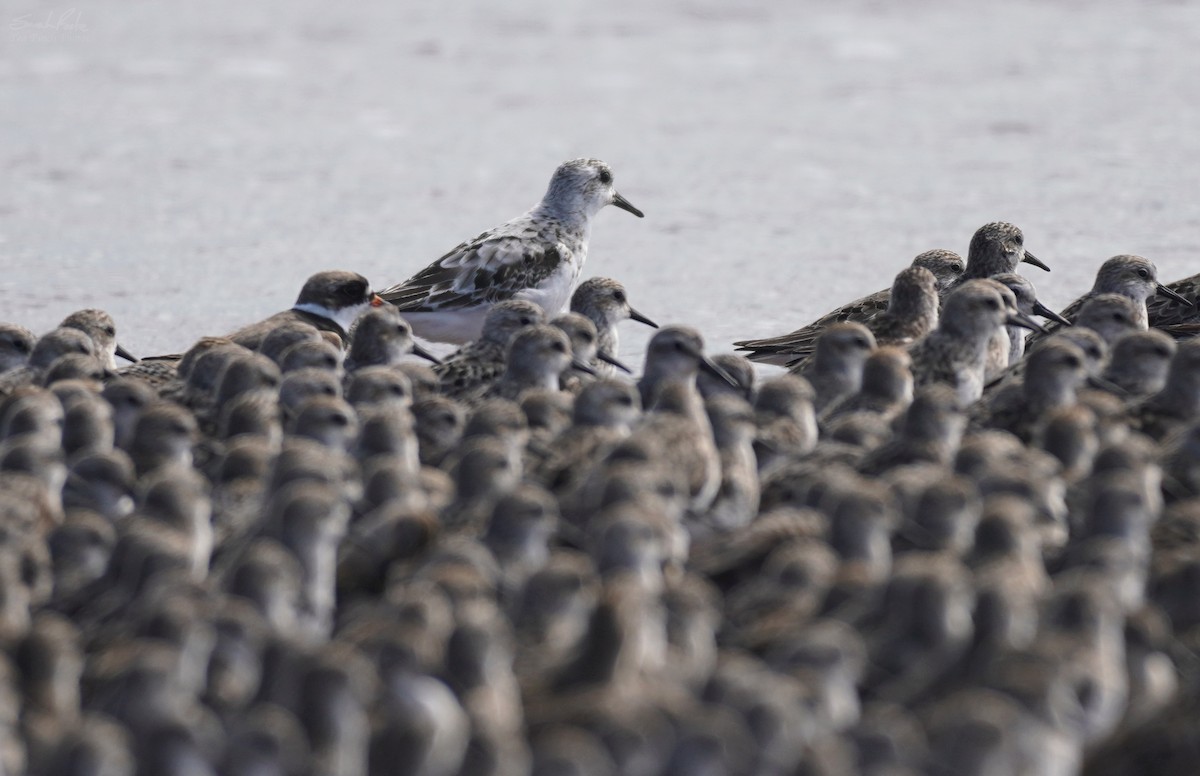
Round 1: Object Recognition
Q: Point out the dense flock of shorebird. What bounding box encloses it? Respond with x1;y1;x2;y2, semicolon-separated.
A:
4;158;1200;775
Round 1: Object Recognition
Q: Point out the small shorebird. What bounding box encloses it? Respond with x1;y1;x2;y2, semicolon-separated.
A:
225;270;383;350
945;221;1049;292
1028;254;1190;345
59;309;138;369
909;280;1043;408
433;300;545;403
734;250;961;366
380;159;643;344
569;277;658;376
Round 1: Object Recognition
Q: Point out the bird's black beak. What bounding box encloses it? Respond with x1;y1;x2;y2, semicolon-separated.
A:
1157;283;1192;307
1032;301;1072;327
699;355;739;388
597;350;633;374
628;307;658;328
1087;374;1128;396
1021;251;1050;272
115;344;139;363
571;359;598;377
1007;311;1047;333
411;342;442;366
611;192;644;218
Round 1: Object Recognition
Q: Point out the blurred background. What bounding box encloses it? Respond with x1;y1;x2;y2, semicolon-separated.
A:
3;0;1200;363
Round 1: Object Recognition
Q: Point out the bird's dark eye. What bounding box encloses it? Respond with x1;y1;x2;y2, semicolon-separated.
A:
613;291;626;303
1112;313;1123;321
674;342;686;352
1137;268;1150;279
598;169;613;185
520;317;533;326
617;395;633;406
331;413;349;427
985;299;999;309
14;341;29;353
553;342;567;353
581;333;594;344
104;326;115;336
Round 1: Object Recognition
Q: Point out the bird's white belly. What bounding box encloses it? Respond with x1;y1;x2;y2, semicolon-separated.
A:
400;307;492;345
513;262;580;318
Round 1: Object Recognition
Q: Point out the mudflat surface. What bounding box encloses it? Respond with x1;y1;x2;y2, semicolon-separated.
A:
4;0;1200;364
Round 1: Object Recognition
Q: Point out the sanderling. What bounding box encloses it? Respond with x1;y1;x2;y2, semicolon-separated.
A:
948;221;1049;291
380;159;644;344
487;324;589;402
537;378;640;491
990;273;1069;366
60;391;115;460
1101;329;1176;399
41;353;110;388
0;324;35;376
549;312;629;392
974;339;1088;442
1131;338;1200;442
433;300;545;402
413;396;467;467
277;337;342;374
892;474;980;556
483;481;557;597
697;353;757;402
344;366;413;410
462;397;530;459
734;251;960;367
635;379;722;514
343;306;440;372
278;368;341;419
125;401;197;476
258;321;326;365
794;322;876;413
225;270;383;350
570;277;658;376
979;278;1049;382
910;280;1042;408
287;395;358;451
0;327;96;397
701;393;760;533
752;374;818;475
821;345;913;427
1071;292;1143;345
59;309;138;370
859;384;967;475
637;326;734;408
1029;254;1189;345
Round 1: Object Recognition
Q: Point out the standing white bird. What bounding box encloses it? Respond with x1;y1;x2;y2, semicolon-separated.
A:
379;158;643;344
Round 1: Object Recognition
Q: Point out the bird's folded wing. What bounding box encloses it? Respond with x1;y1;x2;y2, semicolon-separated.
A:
381;232;563;312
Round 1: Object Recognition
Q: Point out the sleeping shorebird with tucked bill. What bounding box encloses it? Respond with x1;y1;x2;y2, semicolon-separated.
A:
379;158;643;344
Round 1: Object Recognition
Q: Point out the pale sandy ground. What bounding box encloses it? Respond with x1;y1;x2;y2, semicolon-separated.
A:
3;0;1200;367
